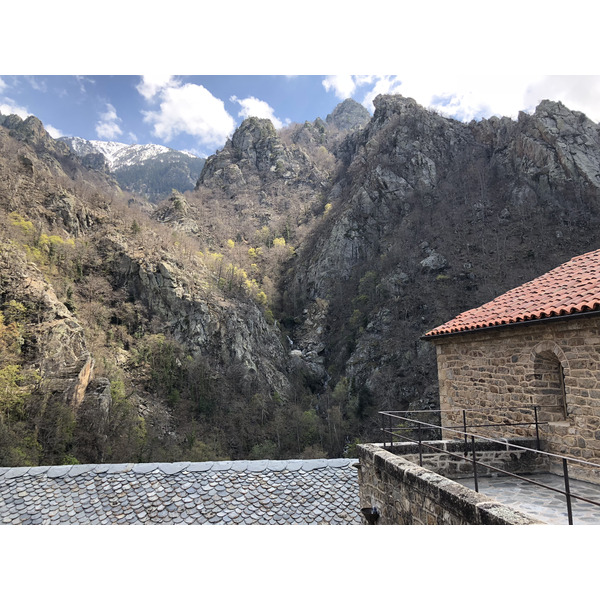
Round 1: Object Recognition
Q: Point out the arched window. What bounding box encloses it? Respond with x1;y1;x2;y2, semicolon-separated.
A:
531;342;568;421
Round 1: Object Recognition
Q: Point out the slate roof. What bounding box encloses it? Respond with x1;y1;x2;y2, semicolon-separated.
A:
0;459;361;525
425;248;600;337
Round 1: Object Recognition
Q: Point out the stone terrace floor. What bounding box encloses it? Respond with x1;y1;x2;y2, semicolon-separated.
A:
459;473;600;525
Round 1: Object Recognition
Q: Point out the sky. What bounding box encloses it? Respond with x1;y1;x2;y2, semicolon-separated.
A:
2;73;600;159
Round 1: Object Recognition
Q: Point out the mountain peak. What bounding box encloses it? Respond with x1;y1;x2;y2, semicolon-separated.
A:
60;136;205;202
325;98;371;130
0;112;59;150
60;137;169;170
232;117;278;148
224;116;287;173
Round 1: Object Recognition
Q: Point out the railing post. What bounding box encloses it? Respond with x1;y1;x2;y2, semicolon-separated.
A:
418;421;423;467
463;409;468;456
381;412;386;448
563;458;573;525
471;435;479;493
388;413;393;447
534;405;540;450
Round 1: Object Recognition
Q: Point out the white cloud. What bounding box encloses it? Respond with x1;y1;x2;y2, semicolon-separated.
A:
385;73;543;122
137;75;178;101
95;103;123;139
323;75;404;107
322;75;358;99
0;77;7;94
141;81;236;147
45;124;64;138
0;99;30;119
230;95;286;128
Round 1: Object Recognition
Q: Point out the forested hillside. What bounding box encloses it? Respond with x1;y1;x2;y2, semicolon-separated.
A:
1;95;600;467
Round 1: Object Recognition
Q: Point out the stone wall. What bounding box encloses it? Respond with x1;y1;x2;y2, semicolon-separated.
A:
380;437;547;479
431;315;600;483
357;443;543;525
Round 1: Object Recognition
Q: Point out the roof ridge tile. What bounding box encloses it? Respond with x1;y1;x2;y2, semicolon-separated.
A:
186;462;214;472
4;467;31;479
132;463;159;474
158;462;190;475
47;466;72;478
301;459;329;471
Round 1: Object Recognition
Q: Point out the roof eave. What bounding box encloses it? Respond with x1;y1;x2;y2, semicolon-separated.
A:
421;309;600;341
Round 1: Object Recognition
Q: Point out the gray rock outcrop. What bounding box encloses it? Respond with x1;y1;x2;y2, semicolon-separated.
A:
325;98;371;131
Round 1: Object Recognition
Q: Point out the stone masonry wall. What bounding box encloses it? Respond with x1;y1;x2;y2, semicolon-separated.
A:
357;443;542;525
432;316;600;483
380;438;547;480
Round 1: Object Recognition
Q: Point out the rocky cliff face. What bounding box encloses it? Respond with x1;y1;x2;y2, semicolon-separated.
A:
296;94;600;301
0;241;96;407
189;115;336;252
282;94;600;430
473;99;600;193
103;232;292;398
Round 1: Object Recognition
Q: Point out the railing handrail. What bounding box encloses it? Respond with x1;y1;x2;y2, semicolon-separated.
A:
383;404;566;414
379;408;600;525
379;409;600;469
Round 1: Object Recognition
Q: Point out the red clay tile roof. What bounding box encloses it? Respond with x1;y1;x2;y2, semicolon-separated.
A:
425;248;600;337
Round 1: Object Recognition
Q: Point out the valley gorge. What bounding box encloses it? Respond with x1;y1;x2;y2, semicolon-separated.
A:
2;94;600;467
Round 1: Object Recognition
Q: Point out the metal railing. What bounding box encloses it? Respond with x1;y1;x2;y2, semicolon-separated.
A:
379;407;600;525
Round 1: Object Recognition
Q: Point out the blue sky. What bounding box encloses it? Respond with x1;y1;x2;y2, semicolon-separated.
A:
3;74;600;159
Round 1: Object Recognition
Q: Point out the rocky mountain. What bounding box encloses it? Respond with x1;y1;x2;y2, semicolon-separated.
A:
284;95;600;426
325;98;371;130
2;95;600;468
60;136;205;202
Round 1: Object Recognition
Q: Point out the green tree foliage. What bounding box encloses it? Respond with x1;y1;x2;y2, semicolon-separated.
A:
0;309;42;466
0;365;27;423
104;379;147;462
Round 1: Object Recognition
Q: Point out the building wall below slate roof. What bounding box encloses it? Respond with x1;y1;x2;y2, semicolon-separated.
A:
0;459;362;525
432;316;600;483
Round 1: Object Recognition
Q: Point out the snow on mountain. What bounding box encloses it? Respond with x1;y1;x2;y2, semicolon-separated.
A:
60;136;205;202
60;137;193;171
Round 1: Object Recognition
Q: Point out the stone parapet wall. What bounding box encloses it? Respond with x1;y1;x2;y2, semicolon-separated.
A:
357;443;543;525
432;316;600;479
380;438;548;479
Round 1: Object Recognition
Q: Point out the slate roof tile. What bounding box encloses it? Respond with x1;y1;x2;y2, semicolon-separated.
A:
0;458;361;525
425;248;600;337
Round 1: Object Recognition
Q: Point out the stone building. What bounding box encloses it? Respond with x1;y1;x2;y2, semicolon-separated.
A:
424;248;600;483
